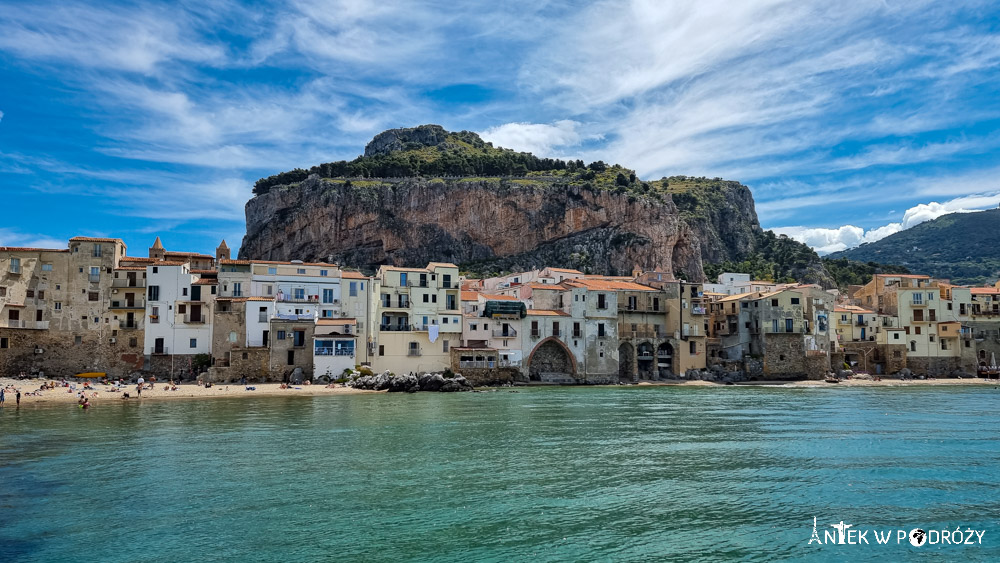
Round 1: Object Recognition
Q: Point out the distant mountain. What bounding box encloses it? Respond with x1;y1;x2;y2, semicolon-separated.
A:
828;208;1000;285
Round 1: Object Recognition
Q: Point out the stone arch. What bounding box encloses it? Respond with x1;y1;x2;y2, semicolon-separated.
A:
527;337;577;381
657;342;674;377
636;341;655;379
618;342;635;381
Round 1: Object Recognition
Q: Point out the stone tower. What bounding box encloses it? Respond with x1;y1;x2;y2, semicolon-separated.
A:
149;236;165;260
216;239;231;261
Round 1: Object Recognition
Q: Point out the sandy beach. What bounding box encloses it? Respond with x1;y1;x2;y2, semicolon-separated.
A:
0;377;379;406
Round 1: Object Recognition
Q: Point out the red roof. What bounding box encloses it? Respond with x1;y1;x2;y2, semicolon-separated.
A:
526;309;569;316
482;294;520;301
70;236;123;243
563;279;656;291
340;271;368;279
0;247;67;253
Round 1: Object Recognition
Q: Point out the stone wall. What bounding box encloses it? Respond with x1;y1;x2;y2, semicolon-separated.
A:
906;356;961;377
762;333;808;379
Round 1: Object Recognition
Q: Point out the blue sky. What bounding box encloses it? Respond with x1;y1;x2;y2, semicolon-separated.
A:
2;0;999;257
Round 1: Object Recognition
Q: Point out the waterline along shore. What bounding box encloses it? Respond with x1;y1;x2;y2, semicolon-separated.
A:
3;376;996;406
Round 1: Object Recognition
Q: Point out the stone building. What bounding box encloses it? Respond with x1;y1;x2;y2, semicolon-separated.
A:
746;286;833;379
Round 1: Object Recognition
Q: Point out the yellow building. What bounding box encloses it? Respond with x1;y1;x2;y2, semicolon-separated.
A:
373;263;462;373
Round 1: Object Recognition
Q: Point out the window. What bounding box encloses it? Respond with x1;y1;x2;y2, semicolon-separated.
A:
37;290;44;300
93;244;102;257
531;320;539;337
552;321;560;336
26;289;34;298
350;282;358;297
790;298;800;305
8;309;19;321
277;330;286;340
88;292;99;302
597;293;607;309
268;267;277;275
294;288;305;300
742;302;748;309
910;341;916;352
0;287;4;297
41;263;53;271
89;266;100;282
914;326;921;335
178;304;187;314
0;337;6;349
74;335;82;345
471;323;478;331
771;299;779;307
148;285;160;300
297;268;306;274
129;337;137;347
894;332;900;340
422;294;429;303
322;310;333;318
232;282;242;297
293;330;305;347
443;317;449;324
287;350;295;365
229;331;238;343
266;285;273;295
182;287;188;296
913;293;923;305
598;323;606;337
54;302;61;311
323;289;334;303
443;340;449;352
772;319;779;332
152;266;158;274
379;345;385;356
573;322;581;338
9;258;20;274
320;269;328;277
893;350;902;358
190;338;197;348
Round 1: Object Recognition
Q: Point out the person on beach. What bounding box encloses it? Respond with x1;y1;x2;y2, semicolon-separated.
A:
136;383;142;397
1;388;5;405
16;390;21;406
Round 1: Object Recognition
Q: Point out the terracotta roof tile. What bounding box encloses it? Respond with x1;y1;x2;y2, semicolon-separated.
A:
526;309;569;316
70;236;123;243
482;294;520;301
545;267;583;274
563;279;656;291
317;318;357;325
0;247;68;253
192;278;219;285
340;271;368;279
461;291;480;301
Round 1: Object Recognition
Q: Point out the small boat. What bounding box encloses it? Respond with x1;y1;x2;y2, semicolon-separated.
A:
824;377;840;384
76;372;106;379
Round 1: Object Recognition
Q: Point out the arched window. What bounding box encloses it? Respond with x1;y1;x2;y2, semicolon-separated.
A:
910;341;916;352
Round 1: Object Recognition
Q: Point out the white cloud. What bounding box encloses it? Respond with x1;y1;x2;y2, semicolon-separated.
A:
775;191;1000;254
0;228;67;249
479;120;590;156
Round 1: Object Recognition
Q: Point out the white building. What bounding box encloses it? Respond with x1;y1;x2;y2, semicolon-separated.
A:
144;261;214;358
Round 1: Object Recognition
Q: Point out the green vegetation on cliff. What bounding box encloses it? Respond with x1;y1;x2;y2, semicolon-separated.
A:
820;258;911;289
702;231;834;286
828;208;1000;285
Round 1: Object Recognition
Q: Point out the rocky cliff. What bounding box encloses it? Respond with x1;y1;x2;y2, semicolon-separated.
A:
240;125;830;284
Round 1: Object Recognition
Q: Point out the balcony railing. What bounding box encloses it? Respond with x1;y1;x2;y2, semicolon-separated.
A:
112;278;146;288
407;280;429;288
622;305;662;313
119;321;139;330
460;360;497;369
88;274;101;283
492;329;517;337
408;348;422;357
498;359;522;367
184;314;206;324
911;300;926;307
6;319;25;328
910;316;932;323
381;301;410;309
380;324;411;332
111;300;145;309
278;295;319;303
315;347;355;357
152;346;170;355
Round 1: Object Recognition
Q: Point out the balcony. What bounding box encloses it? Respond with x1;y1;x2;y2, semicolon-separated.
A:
530;330;541;339
380;324;411;332
184;314;207;324
691;306;707;315
552;329;562;337
619;329;658;339
119;321;140;330
910;300;926;307
498;359;522;367
910;316;931;323
622;305;662;313
381;301;411;309
112;278;146;288
111;300;145;309
682;327;701;337
152;346;170;355
492;328;517;338
6;319;25;328
88;274;101;283
407;280;429;288
408;348;422;357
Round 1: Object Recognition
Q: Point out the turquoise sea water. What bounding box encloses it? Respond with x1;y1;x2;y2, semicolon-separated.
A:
1;386;999;562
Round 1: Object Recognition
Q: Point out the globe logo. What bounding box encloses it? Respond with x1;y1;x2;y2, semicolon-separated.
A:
909;528;927;547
